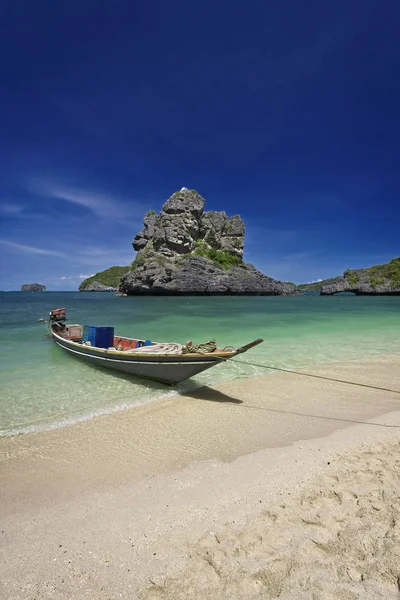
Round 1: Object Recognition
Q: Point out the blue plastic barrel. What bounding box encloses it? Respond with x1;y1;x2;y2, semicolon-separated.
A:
94;326;114;349
83;325;99;346
82;325;114;348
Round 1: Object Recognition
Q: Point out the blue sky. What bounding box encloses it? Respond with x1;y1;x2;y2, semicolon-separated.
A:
1;1;399;290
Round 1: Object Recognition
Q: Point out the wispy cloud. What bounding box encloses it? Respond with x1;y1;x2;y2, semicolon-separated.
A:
0;203;24;215
1;238;133;267
26;177;148;220
60;273;94;281
78;248;114;257
0;240;67;257
45;185;124;218
76;254;132;267
73;246;133;266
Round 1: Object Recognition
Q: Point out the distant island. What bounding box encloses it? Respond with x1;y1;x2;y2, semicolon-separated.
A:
80;188;299;296
78;266;130;292
298;276;343;292
299;257;400;295
21;283;46;292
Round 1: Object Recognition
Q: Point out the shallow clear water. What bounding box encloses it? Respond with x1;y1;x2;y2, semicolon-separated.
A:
1;291;399;436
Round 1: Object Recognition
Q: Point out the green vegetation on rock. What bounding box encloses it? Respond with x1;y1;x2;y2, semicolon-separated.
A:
79;266;130;291
370;276;384;288
131;243;155;271
387;257;400;287
365;256;400;287
343;258;400;289
190;240;243;270
131;254;147;271
344;269;360;287
300;257;400;294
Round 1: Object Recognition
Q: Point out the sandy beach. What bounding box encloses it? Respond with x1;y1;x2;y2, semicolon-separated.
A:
1;355;400;599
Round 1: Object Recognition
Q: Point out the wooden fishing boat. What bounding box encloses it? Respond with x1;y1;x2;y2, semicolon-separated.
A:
49;308;263;385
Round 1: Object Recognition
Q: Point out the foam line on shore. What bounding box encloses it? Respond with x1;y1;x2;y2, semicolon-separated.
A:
1;389;180;437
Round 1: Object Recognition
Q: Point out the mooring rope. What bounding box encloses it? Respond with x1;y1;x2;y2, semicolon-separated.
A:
5;351;400;431
216;356;400;395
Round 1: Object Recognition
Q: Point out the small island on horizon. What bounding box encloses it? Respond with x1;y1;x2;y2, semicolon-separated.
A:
298;257;400;296
21;283;46;292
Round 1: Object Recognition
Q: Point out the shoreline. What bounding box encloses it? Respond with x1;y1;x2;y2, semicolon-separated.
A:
2;350;400;438
1;354;400;598
2;355;400;508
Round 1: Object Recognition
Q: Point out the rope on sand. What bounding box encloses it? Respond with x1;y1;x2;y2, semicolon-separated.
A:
6;352;400;431
215;356;400;396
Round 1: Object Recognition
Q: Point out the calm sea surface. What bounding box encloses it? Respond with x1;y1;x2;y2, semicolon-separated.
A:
1;291;399;436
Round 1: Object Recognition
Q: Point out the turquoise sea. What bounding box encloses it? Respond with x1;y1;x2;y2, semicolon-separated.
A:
1;291;399;436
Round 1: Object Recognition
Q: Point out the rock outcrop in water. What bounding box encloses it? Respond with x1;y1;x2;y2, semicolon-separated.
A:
80;281;117;292
21;283;46;292
79;266;130;292
320;257;400;295
120;188;299;296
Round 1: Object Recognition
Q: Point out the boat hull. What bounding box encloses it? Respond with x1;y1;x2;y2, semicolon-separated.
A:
52;334;227;384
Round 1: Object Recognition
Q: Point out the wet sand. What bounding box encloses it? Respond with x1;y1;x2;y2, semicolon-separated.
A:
1;356;400;599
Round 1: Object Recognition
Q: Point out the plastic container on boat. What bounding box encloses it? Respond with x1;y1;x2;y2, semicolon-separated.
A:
82;325;97;345
83;325;114;348
95;327;114;348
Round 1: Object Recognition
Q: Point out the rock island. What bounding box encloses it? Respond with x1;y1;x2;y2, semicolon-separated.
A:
120;188;299;296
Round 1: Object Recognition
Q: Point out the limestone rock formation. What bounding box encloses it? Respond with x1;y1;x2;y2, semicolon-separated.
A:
79;266;130;292
120;188;299;296
133;212;157;251
80;281;117;292
121;254;296;295
152;189;205;256
320;257;400;295
21;283;46;292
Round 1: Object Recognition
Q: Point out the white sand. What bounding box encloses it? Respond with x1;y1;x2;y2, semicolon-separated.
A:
1;356;400;599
